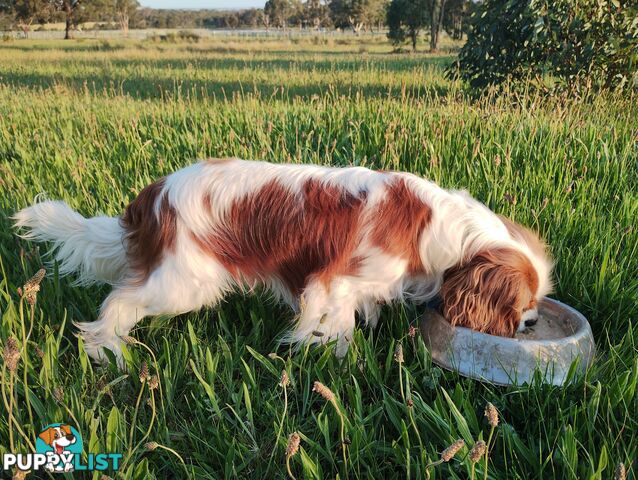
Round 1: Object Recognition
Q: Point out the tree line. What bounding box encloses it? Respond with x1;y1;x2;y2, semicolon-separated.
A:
0;0;139;38
263;0;472;50
0;0;473;51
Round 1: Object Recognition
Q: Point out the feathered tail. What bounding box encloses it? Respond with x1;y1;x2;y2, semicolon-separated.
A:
13;199;127;285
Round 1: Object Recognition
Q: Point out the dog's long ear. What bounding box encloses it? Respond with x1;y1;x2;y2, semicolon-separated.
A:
440;248;537;336
60;425;72;436
39;427;56;446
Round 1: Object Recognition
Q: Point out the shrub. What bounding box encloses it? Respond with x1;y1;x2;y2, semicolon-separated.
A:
147;30;202;44
451;0;638;91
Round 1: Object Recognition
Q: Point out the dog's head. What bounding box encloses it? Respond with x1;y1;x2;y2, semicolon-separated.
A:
39;425;76;454
440;233;552;337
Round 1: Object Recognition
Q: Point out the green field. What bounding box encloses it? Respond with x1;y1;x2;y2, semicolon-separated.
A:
0;35;637;479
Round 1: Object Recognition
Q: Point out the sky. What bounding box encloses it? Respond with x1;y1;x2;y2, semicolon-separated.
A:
139;0;266;9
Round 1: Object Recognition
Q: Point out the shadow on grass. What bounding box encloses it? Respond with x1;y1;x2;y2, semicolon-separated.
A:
0;40;460;57
103;54;455;73
0;69;452;101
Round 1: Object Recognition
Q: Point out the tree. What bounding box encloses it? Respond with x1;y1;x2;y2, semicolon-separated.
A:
287;0;305;28
443;0;469;40
238;8;264;28
302;0;330;29
114;0;137;37
329;0;386;33
11;0;53;37
61;0;79;39
70;0;113;36
427;0;448;51
48;0;89;39
264;0;293;28
223;12;238;28
0;0;14;29
387;0;428;51
452;0;638;91
366;0;386;31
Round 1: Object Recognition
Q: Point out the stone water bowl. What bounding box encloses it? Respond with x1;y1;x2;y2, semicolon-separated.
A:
419;298;595;386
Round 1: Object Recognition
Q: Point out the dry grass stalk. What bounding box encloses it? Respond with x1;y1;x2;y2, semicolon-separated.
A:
394;343;404;363
139;361;149;383
148;375;159;390
285;432;301;480
2;337;20;372
280;370;290;388
441;438;465;462
22;268;45;305
286;432;300;458
615;462;626;480
485;402;499;427
469;441;486;462
312;381;335;402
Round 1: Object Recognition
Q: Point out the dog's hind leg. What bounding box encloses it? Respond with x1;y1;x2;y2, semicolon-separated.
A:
75;286;149;366
77;251;233;367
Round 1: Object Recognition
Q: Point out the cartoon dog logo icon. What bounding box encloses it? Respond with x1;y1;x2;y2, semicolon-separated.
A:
36;424;80;472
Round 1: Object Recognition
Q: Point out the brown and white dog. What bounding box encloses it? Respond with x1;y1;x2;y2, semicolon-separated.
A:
15;159;552;364
38;424;76;472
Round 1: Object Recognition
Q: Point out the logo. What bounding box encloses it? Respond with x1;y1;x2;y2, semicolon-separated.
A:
2;423;122;473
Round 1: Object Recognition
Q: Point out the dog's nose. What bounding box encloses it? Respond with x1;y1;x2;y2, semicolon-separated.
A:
66;434;75;441
524;318;538;327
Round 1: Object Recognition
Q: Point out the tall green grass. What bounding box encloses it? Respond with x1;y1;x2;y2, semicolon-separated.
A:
0;37;636;479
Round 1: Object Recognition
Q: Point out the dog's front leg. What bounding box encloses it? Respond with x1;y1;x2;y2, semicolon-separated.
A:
290;278;357;358
360;300;383;329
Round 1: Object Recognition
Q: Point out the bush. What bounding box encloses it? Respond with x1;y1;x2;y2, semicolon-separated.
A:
451;0;638;91
89;22;118;31
147;30;202;43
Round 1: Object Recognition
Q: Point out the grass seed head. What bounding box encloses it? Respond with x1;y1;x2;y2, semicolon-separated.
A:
615;462;626;480
394;343;404;363
148;375;159;390
139;361;149;382
503;193;517;205
144;442;158;451
3;337;20;372
485;402;499;427
441;439;465;462
121;335;138;345
12;468;29;480
312;381;334;402
53;386;64;403
97;377;110;394
286;432;300;458
280;369;290;388
469;441;486;462
22;268;45;305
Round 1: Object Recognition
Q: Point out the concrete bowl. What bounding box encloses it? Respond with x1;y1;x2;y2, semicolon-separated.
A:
419;298;595;386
